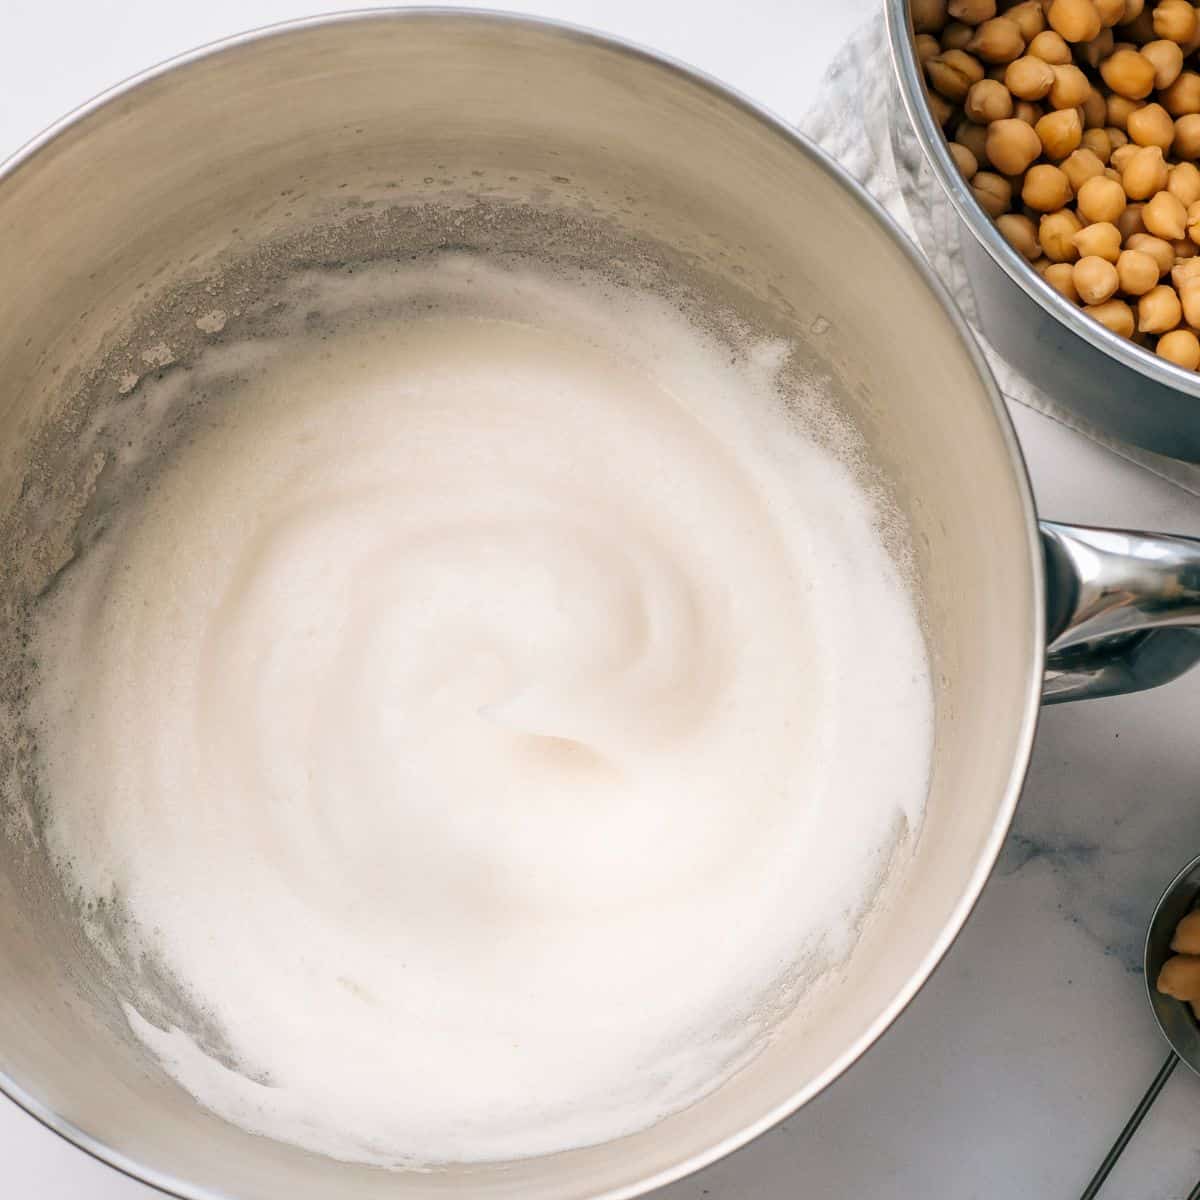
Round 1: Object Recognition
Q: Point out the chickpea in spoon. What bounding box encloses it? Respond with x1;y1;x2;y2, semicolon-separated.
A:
1157;909;1200;1016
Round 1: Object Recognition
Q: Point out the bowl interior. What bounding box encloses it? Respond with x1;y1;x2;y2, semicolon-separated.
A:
0;12;1042;1200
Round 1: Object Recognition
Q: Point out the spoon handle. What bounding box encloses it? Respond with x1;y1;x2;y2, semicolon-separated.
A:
1079;1051;1179;1200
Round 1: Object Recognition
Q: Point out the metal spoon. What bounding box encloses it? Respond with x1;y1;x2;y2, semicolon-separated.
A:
1080;852;1200;1200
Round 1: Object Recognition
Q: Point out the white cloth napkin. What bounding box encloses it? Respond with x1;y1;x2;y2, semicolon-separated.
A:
798;12;1200;497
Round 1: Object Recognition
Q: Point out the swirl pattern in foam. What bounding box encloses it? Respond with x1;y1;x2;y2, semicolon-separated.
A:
30;255;933;1166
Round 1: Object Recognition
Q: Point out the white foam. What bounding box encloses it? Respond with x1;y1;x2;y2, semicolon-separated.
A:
30;255;933;1166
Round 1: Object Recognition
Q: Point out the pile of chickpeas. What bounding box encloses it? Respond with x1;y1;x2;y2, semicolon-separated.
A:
914;0;1200;371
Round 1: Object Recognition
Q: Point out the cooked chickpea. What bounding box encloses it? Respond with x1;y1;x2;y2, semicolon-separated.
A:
916;33;943;62
1037;107;1083;156
1015;99;1046;122
1106;94;1143;129
1063;147;1108;190
1127;231;1173;272
1006;54;1057;98
1174;113;1200;156
914;0;950;33
1048;0;1104;41
1076;173;1128;220
1116;203;1146;245
1039;207;1085;257
1162;71;1200;115
948;0;996;21
998;212;1042;257
1176;236;1199;259
1028;28;1074;59
1115;246;1160;291
1170;162;1200;206
1008;0;1048;39
1180;275;1200;323
1172;912;1200;954
988;117;1045;172
928;49;987;100
1081;27;1117;66
1085;297;1136;334
1111;141;1141;170
1073;220;1123;259
1024;161;1075;208
1157;327;1200;367
1044;260;1081;297
949;141;981;179
1105;165;1124;181
965;78;1014;122
1173;257;1200;285
1154;0;1199;42
973;170;1015;214
1100;47;1158;98
1049;63;1092;108
928;91;956;127
956;119;992;162
1158;954;1200;999
1182;11;1200;55
1074;253;1122;300
1121;0;1145;21
1082;127;1113;160
943;20;976;48
1122;144;1169;198
1143;189;1189;237
1084;0;1118;25
969;16;1027;60
1127;102;1175;148
1138;281;1184;329
1079;88;1106;130
1108;125;1130;148
1187;198;1200;243
1140;38;1185;88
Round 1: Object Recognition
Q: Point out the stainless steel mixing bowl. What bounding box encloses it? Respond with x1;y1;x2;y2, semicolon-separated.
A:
6;11;1200;1200
886;0;1200;462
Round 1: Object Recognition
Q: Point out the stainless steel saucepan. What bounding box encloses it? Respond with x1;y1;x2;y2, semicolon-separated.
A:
886;0;1200;461
4;12;1200;1200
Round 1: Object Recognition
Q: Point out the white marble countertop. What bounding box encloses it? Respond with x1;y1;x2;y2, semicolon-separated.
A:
8;2;1200;1197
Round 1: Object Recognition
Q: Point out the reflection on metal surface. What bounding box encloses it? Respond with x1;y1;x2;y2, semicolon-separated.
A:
1041;522;1200;703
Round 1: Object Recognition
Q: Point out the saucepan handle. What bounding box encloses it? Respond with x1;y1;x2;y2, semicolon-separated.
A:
1041;521;1200;704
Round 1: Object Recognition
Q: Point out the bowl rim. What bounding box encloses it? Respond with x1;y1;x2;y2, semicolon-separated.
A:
0;9;1046;1200
884;0;1200;400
